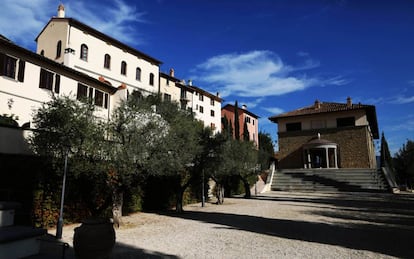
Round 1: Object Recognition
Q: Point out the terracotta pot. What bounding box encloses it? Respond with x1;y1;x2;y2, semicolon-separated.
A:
73;218;116;259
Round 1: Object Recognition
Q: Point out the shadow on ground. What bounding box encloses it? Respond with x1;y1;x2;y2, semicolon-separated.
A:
32;234;178;259
159;192;414;259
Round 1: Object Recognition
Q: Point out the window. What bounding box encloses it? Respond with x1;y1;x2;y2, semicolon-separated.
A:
136;67;141;81
95;89;104;107
164;93;171;102
0;54;24;81
77;83;88;100
56;40;62;58
211;110;215;117
311;120;326;129
54;74;60;94
199;106;204;113
80;44;88;61
245;116;251;123
40;50;44;56
337;117;355;128
149;73;154;86
104;54;111;69
210;99;215;106
39;69;53;91
0;54;16;79
121;61;127;75
39;69;60;93
210;123;216;130
253;119;255;126
199;94;204;101
77;83;108;109
286;122;302;132
180;89;187;99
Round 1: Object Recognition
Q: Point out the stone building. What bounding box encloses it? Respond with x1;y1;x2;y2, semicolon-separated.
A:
269;97;379;169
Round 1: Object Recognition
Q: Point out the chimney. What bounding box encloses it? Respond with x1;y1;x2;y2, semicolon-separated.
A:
242;104;247;110
216;92;220;98
314;100;321;109
347;96;352;108
169;68;174;77
187;79;192;86
57;4;65;18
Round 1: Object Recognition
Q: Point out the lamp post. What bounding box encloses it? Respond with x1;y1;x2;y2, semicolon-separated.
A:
56;150;68;239
202;169;205;207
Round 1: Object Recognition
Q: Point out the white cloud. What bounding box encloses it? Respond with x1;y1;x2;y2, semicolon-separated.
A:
0;0;146;49
0;0;53;48
391;95;414;104
66;0;147;45
192;50;348;98
262;107;284;115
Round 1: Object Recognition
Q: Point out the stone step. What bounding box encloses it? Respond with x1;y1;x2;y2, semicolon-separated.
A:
271;169;389;192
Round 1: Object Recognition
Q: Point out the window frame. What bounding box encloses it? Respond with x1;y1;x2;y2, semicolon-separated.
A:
286;122;302;132
136;67;141;81
336;117;355;128
121;61;127;75
80;44;88;61
56;40;62;58
104;54;111;69
149;73;154;86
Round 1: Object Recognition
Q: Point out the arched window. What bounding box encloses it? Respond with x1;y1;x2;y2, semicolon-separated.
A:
149;73;154;86
121;61;127;75
104;54;111;69
40;50;44;56
56;40;62;58
80;44;88;61
136;67;141;81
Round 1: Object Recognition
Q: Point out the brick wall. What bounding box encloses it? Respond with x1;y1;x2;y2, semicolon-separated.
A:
278;126;376;169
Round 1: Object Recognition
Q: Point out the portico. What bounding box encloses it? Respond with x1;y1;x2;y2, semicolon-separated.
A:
303;134;338;169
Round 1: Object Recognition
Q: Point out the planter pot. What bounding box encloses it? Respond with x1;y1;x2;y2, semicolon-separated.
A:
73;218;116;259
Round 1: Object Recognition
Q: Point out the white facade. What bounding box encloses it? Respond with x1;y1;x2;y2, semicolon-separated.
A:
0;36;119;127
191;87;222;134
36;13;161;105
159;71;222;134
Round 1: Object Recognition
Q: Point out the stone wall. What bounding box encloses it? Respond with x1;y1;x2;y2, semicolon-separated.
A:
278;126;376;169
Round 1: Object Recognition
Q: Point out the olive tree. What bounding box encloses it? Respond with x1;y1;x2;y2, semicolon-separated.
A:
147;101;204;212
104;96;168;224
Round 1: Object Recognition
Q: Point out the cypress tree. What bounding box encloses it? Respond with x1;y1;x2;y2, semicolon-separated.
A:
234;101;240;140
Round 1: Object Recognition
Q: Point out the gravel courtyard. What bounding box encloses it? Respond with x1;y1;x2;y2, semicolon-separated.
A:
45;191;414;259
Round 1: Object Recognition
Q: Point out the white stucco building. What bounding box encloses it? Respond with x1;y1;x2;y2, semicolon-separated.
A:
159;69;222;134
36;4;162;104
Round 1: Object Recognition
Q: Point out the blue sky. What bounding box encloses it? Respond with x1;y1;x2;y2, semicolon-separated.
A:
1;0;413;154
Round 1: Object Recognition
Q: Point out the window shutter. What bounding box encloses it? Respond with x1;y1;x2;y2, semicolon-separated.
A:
54;74;60;93
0;53;5;76
17;60;25;82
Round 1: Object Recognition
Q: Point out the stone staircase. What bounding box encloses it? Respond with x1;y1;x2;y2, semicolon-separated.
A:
271;168;390;193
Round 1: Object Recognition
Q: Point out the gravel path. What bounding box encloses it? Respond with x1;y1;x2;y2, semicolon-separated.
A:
44;191;414;259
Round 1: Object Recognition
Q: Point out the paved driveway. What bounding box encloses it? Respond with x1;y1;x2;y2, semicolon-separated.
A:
41;191;414;258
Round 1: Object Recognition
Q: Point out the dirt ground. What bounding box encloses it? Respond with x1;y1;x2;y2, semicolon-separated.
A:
40;191;414;258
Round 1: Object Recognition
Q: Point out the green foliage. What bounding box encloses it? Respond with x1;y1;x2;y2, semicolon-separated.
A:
221;115;233;139
234;101;240;140
394;139;414;188
243;120;250;141
258;131;275;170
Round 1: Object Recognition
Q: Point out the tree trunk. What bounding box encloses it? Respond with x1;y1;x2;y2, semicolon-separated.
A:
241;177;251;198
176;189;184;213
112;189;123;228
216;183;224;204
